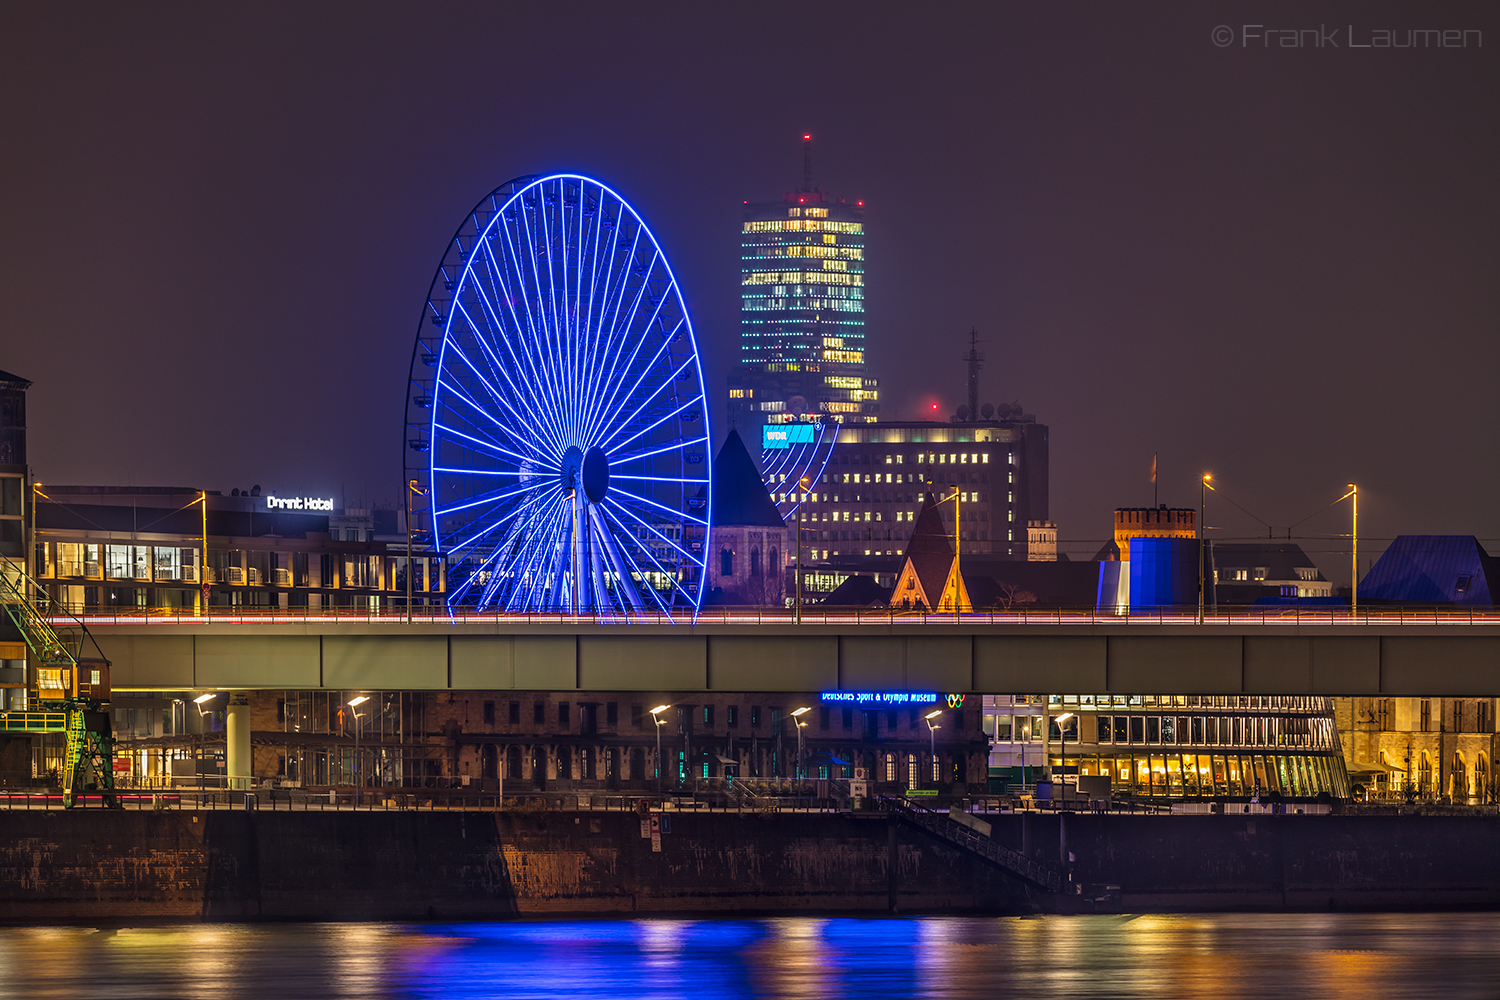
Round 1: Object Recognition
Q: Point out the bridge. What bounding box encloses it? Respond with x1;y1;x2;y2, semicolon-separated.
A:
81;608;1500;696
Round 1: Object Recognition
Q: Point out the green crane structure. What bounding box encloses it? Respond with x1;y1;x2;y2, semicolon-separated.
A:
0;566;117;808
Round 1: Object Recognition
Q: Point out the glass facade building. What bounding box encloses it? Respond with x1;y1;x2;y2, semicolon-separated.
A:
983;694;1352;800
729;147;877;432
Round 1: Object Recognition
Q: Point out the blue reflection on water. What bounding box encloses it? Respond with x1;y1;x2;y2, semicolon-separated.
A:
0;915;1498;1000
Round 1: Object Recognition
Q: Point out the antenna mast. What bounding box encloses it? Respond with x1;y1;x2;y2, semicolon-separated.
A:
802;132;813;192
964;327;984;420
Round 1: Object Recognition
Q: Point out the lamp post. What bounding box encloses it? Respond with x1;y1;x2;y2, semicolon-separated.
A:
1054;711;1075;806
650;704;670;796
1197;474;1214;624
924;709;942;788
193;693;216;802
348;695;369;805
199;490;209;619
1338;483;1358;617
794;476;809;624
791;707;811;778
927;481;963;620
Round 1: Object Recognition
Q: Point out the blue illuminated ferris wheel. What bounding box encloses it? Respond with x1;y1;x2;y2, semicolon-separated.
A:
404;174;711;618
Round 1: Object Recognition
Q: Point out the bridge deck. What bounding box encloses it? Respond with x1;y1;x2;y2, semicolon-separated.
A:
74;614;1500;696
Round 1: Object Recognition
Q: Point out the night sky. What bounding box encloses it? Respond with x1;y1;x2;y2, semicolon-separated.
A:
2;3;1495;580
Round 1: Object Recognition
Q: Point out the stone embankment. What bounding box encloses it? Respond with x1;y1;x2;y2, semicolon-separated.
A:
0;810;1496;921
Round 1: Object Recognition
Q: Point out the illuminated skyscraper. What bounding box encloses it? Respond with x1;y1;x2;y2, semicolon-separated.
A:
729;135;877;441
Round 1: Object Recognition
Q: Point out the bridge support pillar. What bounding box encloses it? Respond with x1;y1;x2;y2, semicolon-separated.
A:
226;693;251;791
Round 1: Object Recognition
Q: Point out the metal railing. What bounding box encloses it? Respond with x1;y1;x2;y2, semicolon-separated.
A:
51;604;1500;627
881;795;1063;892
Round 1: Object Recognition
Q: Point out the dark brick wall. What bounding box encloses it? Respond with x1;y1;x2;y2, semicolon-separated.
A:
1;810;1497;922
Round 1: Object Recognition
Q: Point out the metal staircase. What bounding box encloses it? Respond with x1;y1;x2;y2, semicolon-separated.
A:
0;565;116;807
882;796;1062;892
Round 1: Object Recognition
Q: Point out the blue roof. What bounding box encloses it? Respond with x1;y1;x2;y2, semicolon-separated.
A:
1358;535;1495;606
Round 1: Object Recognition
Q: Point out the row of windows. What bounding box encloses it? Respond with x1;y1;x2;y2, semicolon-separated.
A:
1056;751;1347;799
743;220;864;233
758;244;863;260
743;284;863;299
1080;714;1338;750
744;270;863;287
743;299;864;313
473;701;967;737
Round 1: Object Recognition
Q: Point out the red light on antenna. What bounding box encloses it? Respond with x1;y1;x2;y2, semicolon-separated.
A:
857;201;863;206
802;133;811;140
931;403;939;411
798;197;805;203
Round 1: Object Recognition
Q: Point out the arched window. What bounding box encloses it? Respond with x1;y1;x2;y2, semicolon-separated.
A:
768;546;778;572
1419;752;1433;797
1453;750;1467;798
481;743;497;780
720;547;733;577
750;546;761;577
506;745;522;780
1478;754;1491;804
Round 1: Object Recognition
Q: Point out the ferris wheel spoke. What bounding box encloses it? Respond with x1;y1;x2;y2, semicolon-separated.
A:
434;414;557;471
600;503;697;613
462;264;561;439
596;505;673;616
504;500;571;612
604;393;705;458
589;506;647;617
582;267;671;444
593;346;693;451
476;237;564;427
438;385;555;468
444;487;551;562
437;346;549;447
518;197;572;446
608;485;707;530
610;436;709;467
604;496;706;569
433;481;544;520
502;211;567;432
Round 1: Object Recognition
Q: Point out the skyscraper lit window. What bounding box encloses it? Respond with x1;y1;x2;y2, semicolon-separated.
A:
729;135;877;434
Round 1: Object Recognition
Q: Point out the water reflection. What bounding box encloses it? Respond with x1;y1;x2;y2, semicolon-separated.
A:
0;914;1494;999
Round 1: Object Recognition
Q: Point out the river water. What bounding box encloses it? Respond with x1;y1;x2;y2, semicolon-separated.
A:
0;914;1494;999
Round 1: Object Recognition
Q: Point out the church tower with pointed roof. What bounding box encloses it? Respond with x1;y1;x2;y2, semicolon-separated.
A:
706;428;788;605
890;491;970;612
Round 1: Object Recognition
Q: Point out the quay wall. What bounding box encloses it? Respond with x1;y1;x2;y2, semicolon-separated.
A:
0;810;1496;921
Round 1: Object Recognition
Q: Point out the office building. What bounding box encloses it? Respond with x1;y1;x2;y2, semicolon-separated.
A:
729;135;877;434
982;693;1352;800
31;486;442;612
770;416;1050;567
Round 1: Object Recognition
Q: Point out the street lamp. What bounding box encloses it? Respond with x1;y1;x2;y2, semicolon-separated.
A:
193;693;216;800
1349;483;1358;617
1054;711;1075;806
927;481;963;620
650;704;670;796
1197;474;1214;624
794;475;810;624
924;709;942;788
791;707;811;778
349;695;369;804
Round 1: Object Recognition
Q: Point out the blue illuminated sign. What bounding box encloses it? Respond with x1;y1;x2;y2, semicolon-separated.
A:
820;692;939;705
763;424;816;449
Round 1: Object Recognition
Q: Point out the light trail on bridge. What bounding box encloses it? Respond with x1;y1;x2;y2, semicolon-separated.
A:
54;606;1500;628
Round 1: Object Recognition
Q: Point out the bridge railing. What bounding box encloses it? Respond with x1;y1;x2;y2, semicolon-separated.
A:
52;604;1500;627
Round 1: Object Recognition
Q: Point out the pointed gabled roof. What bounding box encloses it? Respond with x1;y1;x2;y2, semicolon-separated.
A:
0;369;31;390
710;428;786;527
902;491;954;600
1359;535;1495;606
